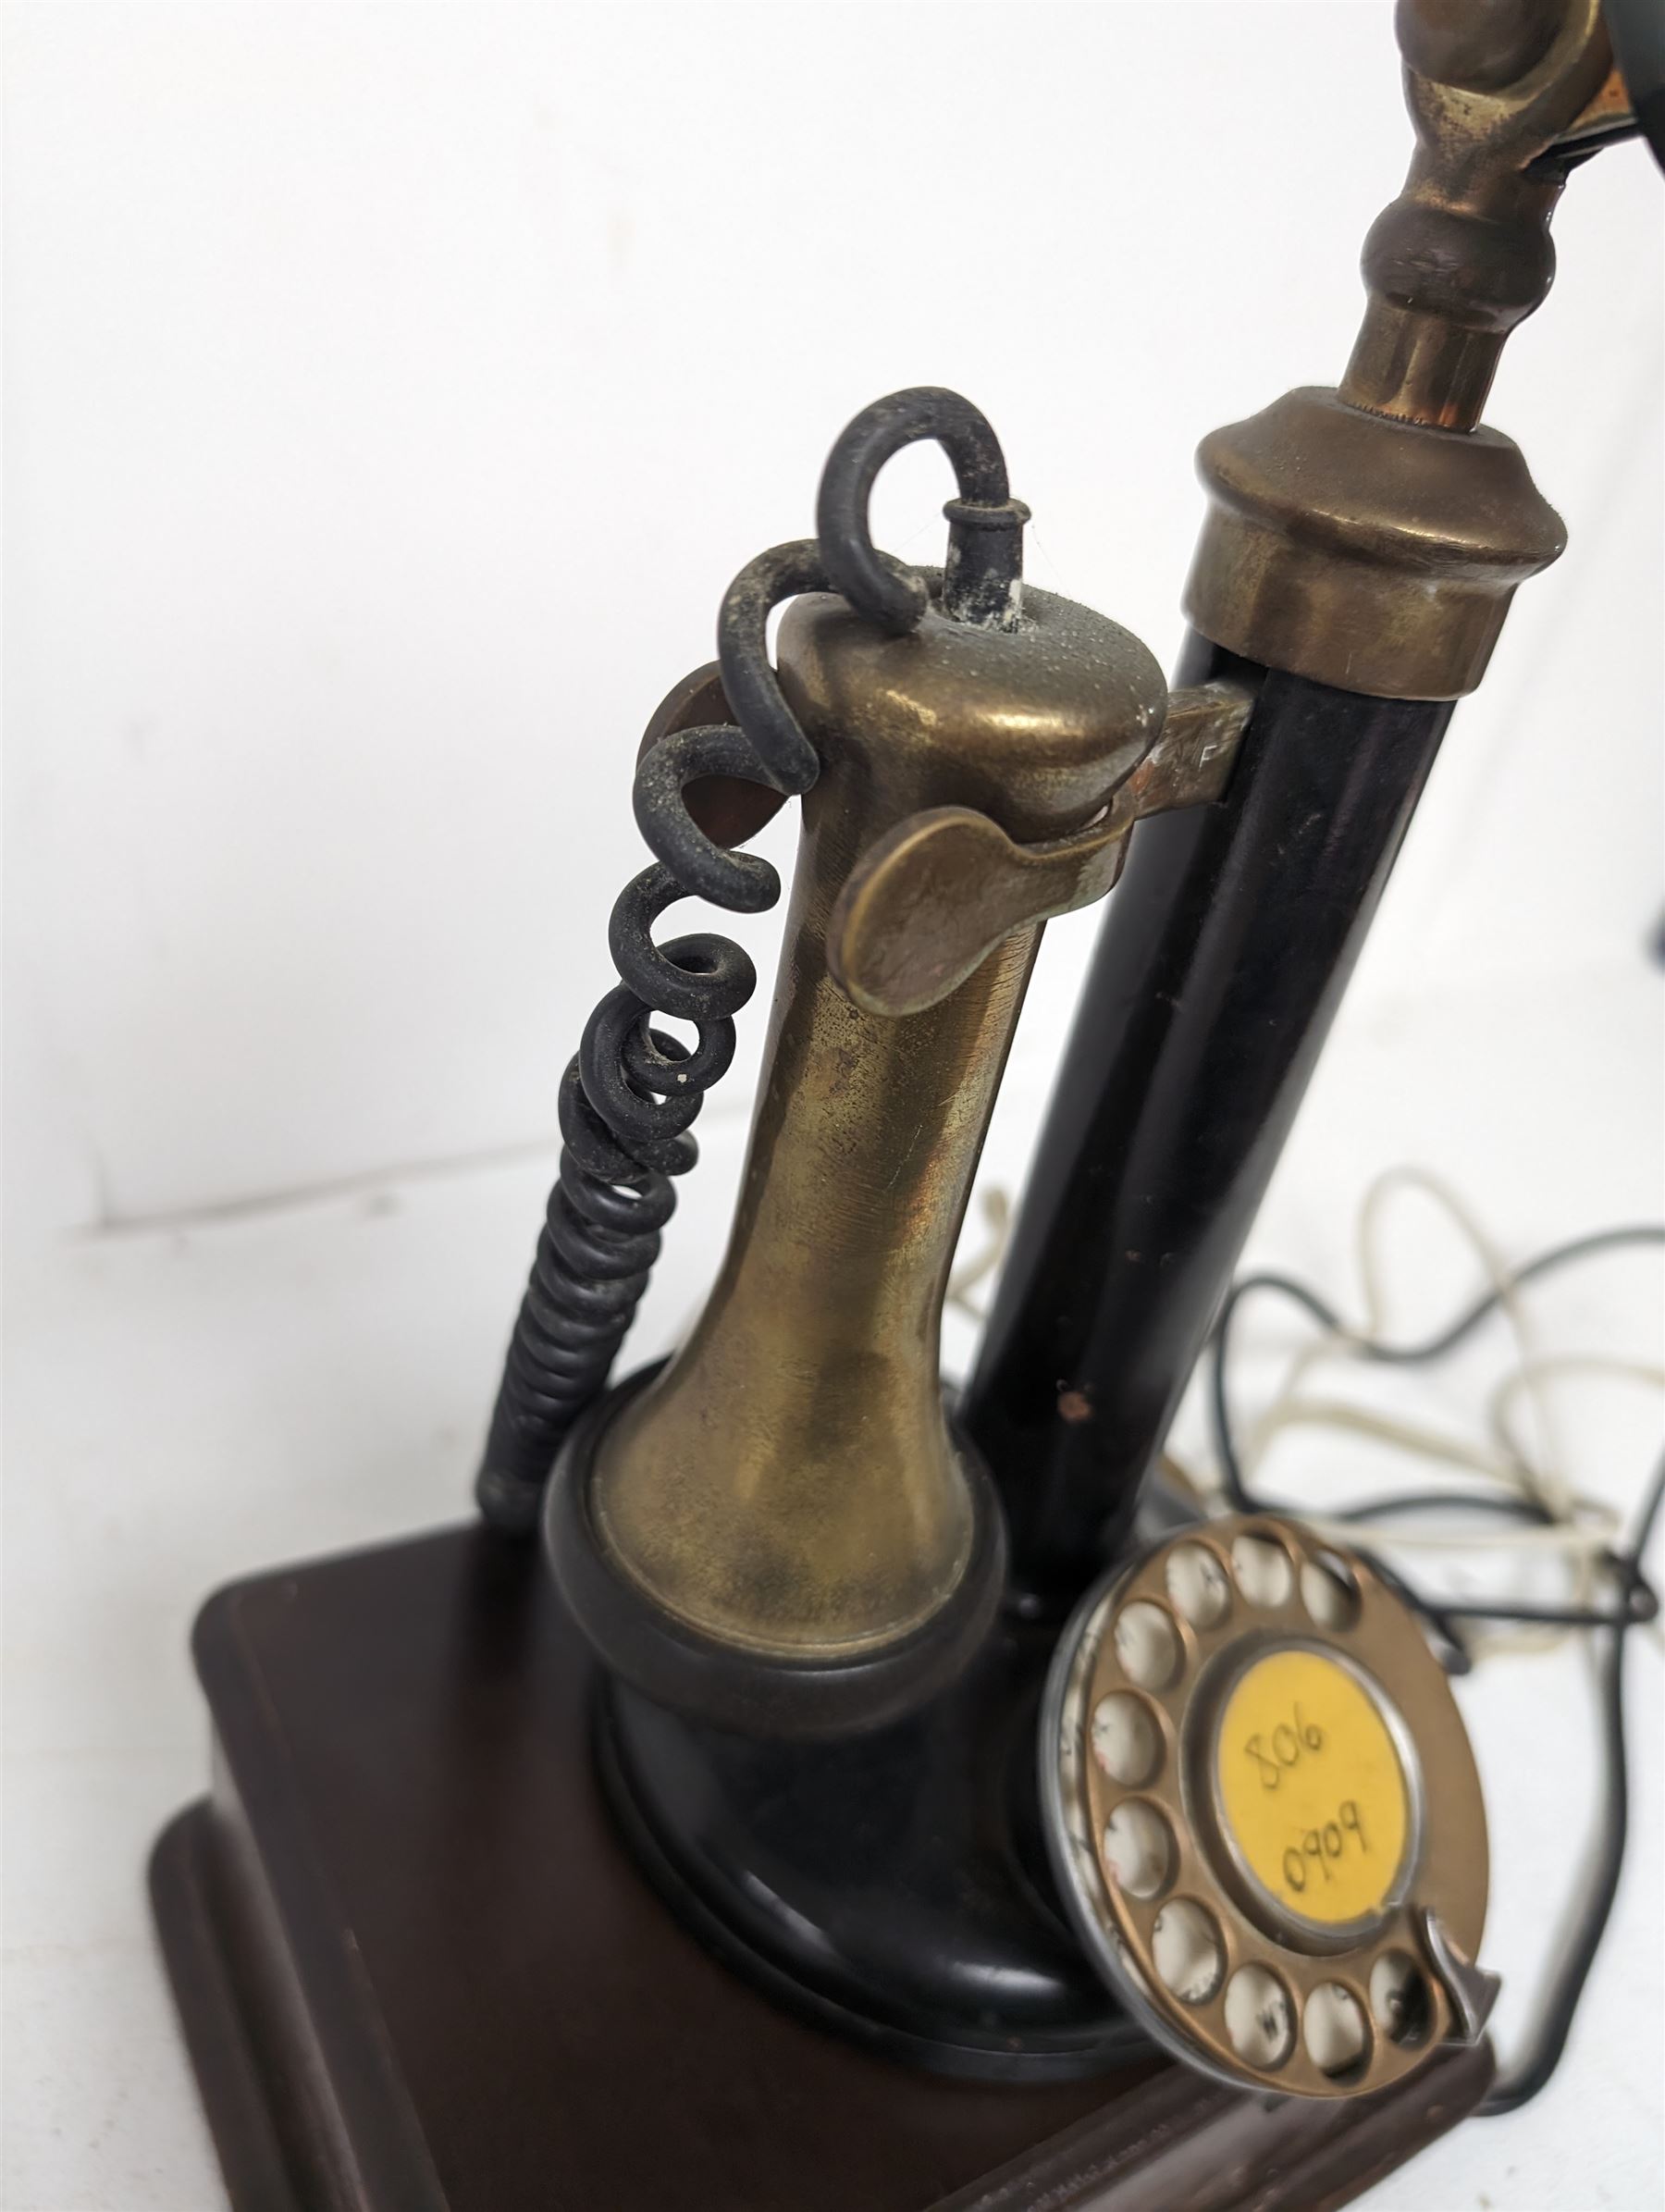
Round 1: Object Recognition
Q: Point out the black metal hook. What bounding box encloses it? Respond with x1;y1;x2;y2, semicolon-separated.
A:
815;386;1030;636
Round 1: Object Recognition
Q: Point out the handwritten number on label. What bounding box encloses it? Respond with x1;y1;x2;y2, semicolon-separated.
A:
1279;1799;1369;1897
1243;1705;1326;1791
1245;1735;1282;1788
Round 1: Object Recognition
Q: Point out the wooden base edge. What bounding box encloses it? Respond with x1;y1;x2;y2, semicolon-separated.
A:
148;1525;1495;2212
151;1804;307;2212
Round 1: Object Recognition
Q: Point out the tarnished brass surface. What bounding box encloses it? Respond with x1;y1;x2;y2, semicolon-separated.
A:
635;661;783;848
1346;0;1613;431
1186;0;1618;698
1395;0;1565;93
1186;389;1564;700
1120;680;1255;817
1045;1516;1490;2099
588;584;1167;1661
1555;61;1642;154
830;680;1253;1021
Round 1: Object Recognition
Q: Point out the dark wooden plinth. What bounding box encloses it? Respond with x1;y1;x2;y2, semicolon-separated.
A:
150;1524;1491;2211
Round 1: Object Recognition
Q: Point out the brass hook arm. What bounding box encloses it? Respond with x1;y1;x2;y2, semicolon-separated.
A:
828;680;1255;1020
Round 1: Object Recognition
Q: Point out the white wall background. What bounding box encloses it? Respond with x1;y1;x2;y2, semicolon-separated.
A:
6;0;1661;1252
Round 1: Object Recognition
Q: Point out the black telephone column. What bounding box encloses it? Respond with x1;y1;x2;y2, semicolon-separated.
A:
963;637;1453;1611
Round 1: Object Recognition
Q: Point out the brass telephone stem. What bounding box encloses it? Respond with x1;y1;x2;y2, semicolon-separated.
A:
478;387;1032;1538
552;580;1169;1736
595;631;1045;1663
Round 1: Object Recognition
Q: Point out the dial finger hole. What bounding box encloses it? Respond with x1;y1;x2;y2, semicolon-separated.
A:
1152;1898;1225;2006
1369;1950;1433;2047
1103;1798;1176;1901
1166;1542;1232;1630
1301;1550;1362;1630
1113;1600;1182;1689
1231;1534;1293;1609
1224;1963;1296;2070
1304;1982;1371;2081
1091;1693;1163;1786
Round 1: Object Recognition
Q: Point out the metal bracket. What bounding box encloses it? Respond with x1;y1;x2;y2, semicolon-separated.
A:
1415;1907;1503;2046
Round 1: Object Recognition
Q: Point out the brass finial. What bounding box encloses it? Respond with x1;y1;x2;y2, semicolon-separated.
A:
1344;0;1616;430
1183;0;1634;700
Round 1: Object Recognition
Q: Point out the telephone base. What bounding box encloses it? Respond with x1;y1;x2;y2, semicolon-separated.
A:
151;1522;1492;2211
598;1620;1142;2082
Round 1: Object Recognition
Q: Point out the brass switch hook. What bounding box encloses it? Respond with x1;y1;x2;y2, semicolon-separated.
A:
480;386;1254;1736
829;681;1253;1021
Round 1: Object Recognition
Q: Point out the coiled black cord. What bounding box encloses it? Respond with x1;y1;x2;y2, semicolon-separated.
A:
477;387;1029;1532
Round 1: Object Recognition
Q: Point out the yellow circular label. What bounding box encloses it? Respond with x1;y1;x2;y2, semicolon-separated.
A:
1215;1648;1411;1928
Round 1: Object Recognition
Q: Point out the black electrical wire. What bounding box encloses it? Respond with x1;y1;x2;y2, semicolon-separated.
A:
1210;1223;1665;1638
1479;1447;1664;2118
1205;1221;1665;2117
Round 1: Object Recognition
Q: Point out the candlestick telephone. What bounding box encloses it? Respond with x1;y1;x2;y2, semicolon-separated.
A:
154;6;1664;2206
